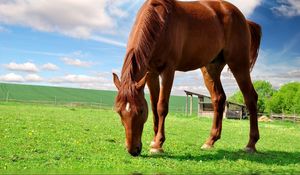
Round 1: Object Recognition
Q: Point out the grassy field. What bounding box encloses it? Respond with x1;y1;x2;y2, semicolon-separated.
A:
0;102;299;174
0;83;118;105
0;83;199;113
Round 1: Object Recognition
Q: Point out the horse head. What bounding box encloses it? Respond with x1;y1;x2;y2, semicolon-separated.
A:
113;72;149;156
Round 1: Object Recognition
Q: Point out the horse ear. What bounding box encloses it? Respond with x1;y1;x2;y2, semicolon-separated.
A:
136;72;150;91
152;2;167;23
150;0;171;22
113;73;121;90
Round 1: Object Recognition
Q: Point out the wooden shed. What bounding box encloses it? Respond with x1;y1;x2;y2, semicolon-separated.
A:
184;90;247;119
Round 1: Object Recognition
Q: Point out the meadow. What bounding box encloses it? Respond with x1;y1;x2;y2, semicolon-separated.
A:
0;102;299;174
0;83;198;114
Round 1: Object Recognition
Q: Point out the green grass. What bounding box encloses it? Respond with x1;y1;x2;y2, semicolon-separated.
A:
0;82;199;113
0;102;300;174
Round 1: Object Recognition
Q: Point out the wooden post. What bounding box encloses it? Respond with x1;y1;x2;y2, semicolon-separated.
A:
271;110;273;120
294;110;296;123
6;91;9;102
199;97;204;117
100;97;102;109
186;94;188;116
223;103;228;119
240;106;242;120
198;97;200;117
190;95;193;116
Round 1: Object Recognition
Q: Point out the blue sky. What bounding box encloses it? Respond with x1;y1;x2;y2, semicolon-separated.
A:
0;0;299;96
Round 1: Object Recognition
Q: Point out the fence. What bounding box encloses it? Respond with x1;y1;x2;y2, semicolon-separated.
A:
270;113;300;123
1;98;114;110
0;98;187;114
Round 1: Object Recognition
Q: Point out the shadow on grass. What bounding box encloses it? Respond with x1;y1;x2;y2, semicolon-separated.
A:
142;149;300;166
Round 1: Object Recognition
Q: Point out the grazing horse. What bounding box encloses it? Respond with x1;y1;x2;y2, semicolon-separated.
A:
113;0;262;156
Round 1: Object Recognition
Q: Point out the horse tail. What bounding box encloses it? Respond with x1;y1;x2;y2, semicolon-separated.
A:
247;20;262;71
247;20;262;72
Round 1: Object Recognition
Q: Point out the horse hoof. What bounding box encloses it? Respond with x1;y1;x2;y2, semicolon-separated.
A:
201;144;214;150
244;147;257;153
150;148;164;155
150;141;156;147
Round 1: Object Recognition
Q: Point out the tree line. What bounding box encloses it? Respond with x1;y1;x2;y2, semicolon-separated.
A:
229;81;300;116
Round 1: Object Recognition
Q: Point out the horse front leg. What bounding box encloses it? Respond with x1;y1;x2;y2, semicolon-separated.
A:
146;73;160;147
150;69;175;154
201;64;226;149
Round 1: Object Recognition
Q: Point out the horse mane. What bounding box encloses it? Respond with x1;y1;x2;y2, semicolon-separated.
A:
122;0;175;80
116;0;175;112
116;49;139;113
133;0;175;64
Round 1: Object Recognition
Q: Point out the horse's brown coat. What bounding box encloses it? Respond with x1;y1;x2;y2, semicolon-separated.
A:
113;0;262;156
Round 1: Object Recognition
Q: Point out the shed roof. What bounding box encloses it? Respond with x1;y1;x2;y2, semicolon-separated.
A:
184;90;246;107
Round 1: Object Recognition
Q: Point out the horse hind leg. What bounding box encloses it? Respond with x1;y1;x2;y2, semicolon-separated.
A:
226;57;259;152
200;61;226;149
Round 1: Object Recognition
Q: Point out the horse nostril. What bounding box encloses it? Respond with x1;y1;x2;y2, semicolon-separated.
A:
137;146;141;154
129;151;139;157
128;147;142;157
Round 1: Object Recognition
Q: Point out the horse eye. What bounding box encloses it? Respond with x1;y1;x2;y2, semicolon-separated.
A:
117;111;121;116
140;109;144;114
118;111;125;118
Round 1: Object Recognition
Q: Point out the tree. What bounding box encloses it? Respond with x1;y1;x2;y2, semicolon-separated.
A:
266;82;300;115
293;90;300;114
229;80;275;114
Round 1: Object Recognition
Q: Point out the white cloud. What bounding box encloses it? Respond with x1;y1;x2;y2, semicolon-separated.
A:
252;63;300;89
178;0;262;16
107;1;129;18
0;73;24;82
49;74;108;84
42;63;59;71
48;73;114;90
53;74;98;83
91;35;126;47
61;57;93;67
226;0;262;16
0;0;133;47
272;0;300;17
4;62;39;73
250;49;300;89
25;74;44;82
288;70;300;77
0;73;44;83
0;0;110;36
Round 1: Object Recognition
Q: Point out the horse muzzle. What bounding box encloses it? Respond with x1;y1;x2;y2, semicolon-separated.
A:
127;143;142;157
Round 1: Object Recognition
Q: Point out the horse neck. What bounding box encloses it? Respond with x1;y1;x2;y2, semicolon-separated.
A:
129;67;147;84
120;53;147;85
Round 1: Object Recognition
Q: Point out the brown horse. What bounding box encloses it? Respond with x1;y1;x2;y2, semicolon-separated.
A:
113;0;262;156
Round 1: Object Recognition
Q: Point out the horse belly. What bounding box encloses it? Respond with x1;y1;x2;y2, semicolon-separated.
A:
176;35;224;71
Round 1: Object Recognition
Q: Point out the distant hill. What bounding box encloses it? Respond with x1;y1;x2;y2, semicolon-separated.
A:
0;83;199;113
0;83;116;106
